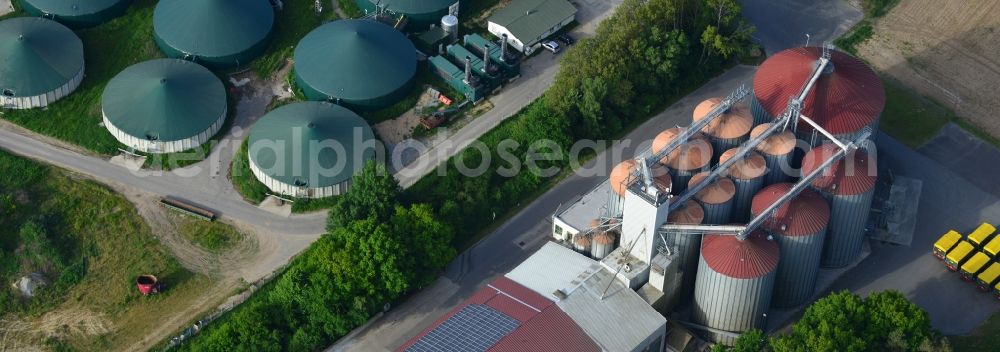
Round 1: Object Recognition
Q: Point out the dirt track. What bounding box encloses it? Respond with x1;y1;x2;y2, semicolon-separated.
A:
858;0;1000;136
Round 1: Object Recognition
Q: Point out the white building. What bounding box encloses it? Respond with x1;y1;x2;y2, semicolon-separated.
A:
487;0;577;54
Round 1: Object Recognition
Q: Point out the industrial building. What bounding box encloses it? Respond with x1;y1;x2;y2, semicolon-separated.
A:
446;43;502;89
544;45;885;346
400;243;669;352
488;0;577;54
19;0;131;28
102;59;227;154
153;0;274;69
294;19;417;110
0;17;83;110
355;0;459;31
248;101;376;198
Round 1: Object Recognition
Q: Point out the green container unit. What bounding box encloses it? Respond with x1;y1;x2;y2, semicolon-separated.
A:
463;34;520;80
445;44;500;90
354;0;458;31
19;0;132;28
428;55;486;103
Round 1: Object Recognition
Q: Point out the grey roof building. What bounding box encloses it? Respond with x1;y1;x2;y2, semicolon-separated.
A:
488;0;577;54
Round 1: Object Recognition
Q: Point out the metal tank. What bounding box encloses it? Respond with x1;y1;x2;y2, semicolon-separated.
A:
591;230;617;259
751;123;797;185
688;172;736;225
719;148;767;222
801;144;878;268
573;233;591;256
607;159;671;217
693;98;753;163
751;47;885;146
662;200;705;304
651;127;709;195
693;230;779;345
751;183;831;308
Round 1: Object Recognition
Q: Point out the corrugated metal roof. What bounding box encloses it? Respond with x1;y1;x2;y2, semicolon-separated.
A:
701;231;780;279
593;231;615;245
753;47;885;135
720;148;767;180
609;159;671;196
665;138;713;171
693;98;753;139
800;144;877;195
750;123;797;156
652;127;683;155
21;0;131;28
751;183;831;236
689;172;736;205
668;200;705;225
0;17;83;97
489;0;577;42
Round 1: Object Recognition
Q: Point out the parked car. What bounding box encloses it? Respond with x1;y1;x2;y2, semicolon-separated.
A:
557;33;575;45
541;41;561;53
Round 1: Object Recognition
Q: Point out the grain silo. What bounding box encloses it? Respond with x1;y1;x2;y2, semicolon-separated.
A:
153;0;274;70
0;17;83;110
102;59;227;154
573;232;591;256
720;148;767;223
608;159;671;217
355;0;459;31
653;128;712;195
801;144;878;268
693;230;779;345
663;200;705;304
751;183;830;308
751;123;797;185
591;230;616;259
687;172;735;225
295;19;417;110
248;101;377;198
693;97;752;162
751;47;885;145
19;0;132;28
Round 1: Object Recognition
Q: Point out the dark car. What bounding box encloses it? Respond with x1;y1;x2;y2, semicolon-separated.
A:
557;33;575;45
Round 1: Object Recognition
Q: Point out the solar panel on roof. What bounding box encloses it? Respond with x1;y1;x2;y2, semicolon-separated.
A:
407;304;520;352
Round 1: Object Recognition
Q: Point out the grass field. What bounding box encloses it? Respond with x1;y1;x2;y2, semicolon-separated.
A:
950;310;1000;351
0;149;221;350
0;0;162;155
177;216;245;253
251;0;338;78
878;76;954;148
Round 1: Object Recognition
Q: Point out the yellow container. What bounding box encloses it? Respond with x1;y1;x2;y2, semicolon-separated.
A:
977;262;1000;287
968;222;996;246
934;230;963;258
960;252;991;277
946;241;975;269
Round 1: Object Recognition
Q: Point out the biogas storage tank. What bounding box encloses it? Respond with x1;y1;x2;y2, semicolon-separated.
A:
693;230;779;345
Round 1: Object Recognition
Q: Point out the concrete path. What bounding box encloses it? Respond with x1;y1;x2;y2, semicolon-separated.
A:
329;66;758;352
828;134;1000;335
392;0;623;188
918;123;1000;197
740;0;862;54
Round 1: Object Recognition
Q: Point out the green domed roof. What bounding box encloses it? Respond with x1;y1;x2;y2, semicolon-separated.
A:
294;20;416;109
102;59;227;142
357;0;455;16
19;0;132;28
0;17;83;97
153;0;274;69
249;102;376;188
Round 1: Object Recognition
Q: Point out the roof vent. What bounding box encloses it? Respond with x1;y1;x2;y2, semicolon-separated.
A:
552;289;568;300
294;179;308;187
146;133;159;141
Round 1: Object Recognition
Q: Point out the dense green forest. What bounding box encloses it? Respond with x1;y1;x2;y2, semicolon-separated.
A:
181;0;755;349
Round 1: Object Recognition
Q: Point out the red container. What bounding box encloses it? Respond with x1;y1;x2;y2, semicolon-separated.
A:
137;275;158;295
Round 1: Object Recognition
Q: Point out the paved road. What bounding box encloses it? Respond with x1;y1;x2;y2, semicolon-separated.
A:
828;134;1000;334
393;0;623;188
331;66;758;352
740;0;862;54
